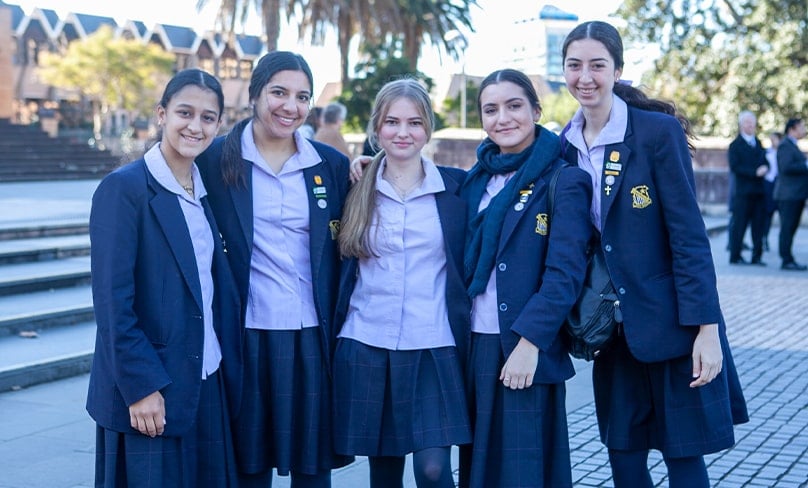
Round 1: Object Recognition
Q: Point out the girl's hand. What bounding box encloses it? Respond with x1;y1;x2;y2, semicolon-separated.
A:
500;337;539;390
690;323;723;388
129;390;166;437
350;156;372;183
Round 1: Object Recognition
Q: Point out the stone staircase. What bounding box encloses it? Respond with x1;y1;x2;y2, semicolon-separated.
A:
0;119;121;182
0;218;96;392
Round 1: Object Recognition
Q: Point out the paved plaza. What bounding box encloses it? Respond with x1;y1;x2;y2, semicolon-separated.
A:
0;180;806;487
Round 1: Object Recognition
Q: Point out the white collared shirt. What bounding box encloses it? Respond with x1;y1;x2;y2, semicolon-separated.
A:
338;157;455;350
241;122;323;330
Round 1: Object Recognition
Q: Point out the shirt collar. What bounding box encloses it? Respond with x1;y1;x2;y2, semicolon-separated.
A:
375;156;446;200
567;94;628;151
241;120;322;175
144;143;207;203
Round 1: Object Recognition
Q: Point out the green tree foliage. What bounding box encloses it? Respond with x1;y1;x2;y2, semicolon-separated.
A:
338;41;436;133
539;90;579;131
38;26;174;137
618;0;807;136
442;79;480;128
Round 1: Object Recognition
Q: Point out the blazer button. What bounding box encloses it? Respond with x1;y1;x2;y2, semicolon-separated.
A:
618;287;626;295
498;263;507;271
604;244;613;252
499;303;508;312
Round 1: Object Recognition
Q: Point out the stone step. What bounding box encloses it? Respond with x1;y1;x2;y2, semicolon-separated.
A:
0;285;93;336
0;320;95;392
0;256;91;296
0;234;90;264
0;219;89;240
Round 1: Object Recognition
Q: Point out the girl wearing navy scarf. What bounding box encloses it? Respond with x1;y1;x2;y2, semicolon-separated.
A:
457;69;593;488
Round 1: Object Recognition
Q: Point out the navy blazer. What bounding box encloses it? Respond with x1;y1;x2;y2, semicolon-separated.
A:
334;167;471;363
86;160;242;437
482;159;593;385
564;107;723;362
728;134;767;196
774;137;808;201
196;134;350;372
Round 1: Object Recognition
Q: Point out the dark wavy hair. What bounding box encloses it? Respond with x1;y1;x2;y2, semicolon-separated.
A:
562;21;695;149
220;51;314;186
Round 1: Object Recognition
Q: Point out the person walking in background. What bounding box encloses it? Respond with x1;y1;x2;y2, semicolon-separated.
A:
299;106;322;140
333;79;471;488
315;102;352;158
762;131;782;251
457;69;593;488
560;21;748;488
727;111;769;265
774;117;808;271
87;69;241;487
196;51;353;487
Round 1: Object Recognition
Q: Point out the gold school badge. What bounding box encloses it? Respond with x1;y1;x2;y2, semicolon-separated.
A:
630;185;652;209
328;220;340;240
535;213;549;235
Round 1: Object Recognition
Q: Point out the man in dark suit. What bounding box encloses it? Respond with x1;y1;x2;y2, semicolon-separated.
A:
727;111;769;265
774;117;808;271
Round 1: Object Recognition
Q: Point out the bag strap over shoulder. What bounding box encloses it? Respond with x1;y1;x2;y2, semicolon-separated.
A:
546;163;569;218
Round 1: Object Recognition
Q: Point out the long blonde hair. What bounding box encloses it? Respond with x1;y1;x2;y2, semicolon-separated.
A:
338;79;434;259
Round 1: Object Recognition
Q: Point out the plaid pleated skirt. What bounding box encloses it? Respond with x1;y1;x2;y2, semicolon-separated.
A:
234;327;353;477
593;332;748;458
332;338;472;457
459;333;572;488
94;370;238;488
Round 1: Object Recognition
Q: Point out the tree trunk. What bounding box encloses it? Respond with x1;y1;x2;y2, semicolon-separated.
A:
337;9;353;88
263;0;281;51
402;24;422;72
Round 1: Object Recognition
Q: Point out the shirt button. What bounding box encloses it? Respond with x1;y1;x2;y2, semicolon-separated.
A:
618;287;626;295
499;303;508;312
604;244;613;252
498;263;507;271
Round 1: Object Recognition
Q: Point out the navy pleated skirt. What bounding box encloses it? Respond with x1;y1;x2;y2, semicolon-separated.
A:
593;331;748;458
332;338;472;457
235;327;353;477
459;333;571;488
94;370;238;488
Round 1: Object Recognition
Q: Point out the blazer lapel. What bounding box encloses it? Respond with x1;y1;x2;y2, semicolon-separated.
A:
499;179;543;253
229;159;254;251
599;141;632;223
149;178;203;312
303;164;328;287
435;185;464;265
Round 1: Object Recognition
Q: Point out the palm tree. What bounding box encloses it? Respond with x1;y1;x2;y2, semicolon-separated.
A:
297;0;477;87
196;0;299;51
397;0;476;70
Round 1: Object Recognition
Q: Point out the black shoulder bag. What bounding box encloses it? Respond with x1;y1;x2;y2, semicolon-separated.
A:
547;165;622;361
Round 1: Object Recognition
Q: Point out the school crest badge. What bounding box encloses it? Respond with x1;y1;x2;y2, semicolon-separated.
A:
630;185;652;209
535;213;549;235
329;220;340;240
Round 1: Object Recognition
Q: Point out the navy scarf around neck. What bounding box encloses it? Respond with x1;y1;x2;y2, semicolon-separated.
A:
462;125;561;298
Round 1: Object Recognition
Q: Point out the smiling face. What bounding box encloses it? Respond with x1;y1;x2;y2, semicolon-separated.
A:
377;97;429;164
252;69;312;142
479;80;540;154
156;85;222;166
563;38;622;113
